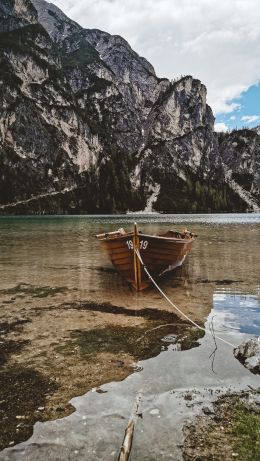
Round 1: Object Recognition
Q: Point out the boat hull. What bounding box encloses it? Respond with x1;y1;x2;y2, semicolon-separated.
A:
99;232;194;290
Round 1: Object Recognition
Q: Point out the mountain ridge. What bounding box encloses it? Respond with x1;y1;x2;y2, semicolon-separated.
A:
0;0;259;214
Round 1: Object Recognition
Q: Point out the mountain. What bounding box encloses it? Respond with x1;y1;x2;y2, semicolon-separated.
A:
0;0;259;214
218;128;260;210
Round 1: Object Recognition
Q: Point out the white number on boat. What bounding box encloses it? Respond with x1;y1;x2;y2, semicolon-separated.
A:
126;240;134;249
126;240;148;250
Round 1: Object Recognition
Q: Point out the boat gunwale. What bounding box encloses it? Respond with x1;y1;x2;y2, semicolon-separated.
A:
97;232;195;244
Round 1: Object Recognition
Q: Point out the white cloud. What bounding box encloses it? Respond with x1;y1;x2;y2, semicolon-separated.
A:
51;0;260;115
230;116;236;120
214;122;229;132
241;115;260;124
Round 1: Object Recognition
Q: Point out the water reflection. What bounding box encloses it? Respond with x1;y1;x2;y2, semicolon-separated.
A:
213;289;260;335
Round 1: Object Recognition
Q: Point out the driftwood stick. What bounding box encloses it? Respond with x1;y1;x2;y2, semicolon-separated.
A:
118;393;142;461
118;420;135;461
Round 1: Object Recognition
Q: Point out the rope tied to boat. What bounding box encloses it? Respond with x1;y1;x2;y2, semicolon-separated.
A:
134;248;236;349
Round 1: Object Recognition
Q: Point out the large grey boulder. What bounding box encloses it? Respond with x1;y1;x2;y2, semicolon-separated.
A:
234;338;260;374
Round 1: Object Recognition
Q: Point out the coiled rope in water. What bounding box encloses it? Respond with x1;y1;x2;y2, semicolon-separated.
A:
135;249;236;349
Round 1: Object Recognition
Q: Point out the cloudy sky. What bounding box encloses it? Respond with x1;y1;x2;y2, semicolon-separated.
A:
51;0;260;131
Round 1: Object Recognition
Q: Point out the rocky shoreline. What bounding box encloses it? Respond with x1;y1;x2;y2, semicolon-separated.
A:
183;389;260;461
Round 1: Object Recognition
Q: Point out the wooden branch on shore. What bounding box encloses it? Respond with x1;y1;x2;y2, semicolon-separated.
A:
118;393;142;461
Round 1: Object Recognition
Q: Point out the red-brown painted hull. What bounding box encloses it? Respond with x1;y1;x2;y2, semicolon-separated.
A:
96;228;195;290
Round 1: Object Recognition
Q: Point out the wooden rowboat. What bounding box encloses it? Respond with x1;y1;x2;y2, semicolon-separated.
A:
96;223;197;291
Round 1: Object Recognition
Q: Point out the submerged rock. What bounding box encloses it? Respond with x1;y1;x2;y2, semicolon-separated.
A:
234;338;260;374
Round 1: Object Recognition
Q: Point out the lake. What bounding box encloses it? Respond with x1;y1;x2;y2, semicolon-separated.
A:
0;214;259;460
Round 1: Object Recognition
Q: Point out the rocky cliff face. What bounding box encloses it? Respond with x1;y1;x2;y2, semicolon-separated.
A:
218;128;260;211
0;0;259;214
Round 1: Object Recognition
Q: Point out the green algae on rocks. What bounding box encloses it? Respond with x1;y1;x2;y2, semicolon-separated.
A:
56;323;204;362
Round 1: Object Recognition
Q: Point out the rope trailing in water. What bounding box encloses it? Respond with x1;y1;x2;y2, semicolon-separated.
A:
135;249;236;349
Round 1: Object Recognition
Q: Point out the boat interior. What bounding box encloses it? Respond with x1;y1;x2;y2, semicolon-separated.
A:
96;228;197;240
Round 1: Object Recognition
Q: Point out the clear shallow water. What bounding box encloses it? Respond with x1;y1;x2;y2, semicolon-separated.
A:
0;213;259;350
0;213;259;303
0;214;259;460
